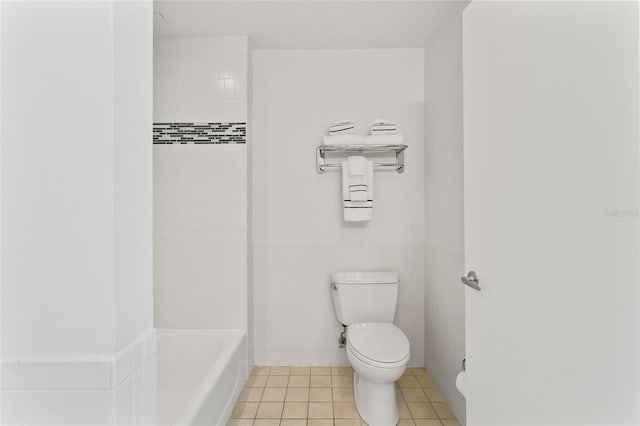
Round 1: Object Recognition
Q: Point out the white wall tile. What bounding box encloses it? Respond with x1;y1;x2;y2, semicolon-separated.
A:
113;347;135;388
132;369;144;426
114;375;134;426
154;145;247;330
141;355;158;426
2;0;115;359
113;0;154;354
0;361;21;389
16;360;112;391
153;36;247;122
0;350;157;426
1;390;113;426
3;0;154;362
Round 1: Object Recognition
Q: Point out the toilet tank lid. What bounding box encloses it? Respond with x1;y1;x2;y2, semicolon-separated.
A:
332;271;398;284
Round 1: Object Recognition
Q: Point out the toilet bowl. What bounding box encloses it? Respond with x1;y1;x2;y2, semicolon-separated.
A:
330;272;410;426
346;322;410;426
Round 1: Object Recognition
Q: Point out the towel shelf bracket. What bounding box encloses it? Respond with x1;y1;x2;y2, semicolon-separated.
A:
316;144;408;174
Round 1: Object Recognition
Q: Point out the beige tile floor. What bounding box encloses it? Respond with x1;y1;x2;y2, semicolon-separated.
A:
228;366;460;426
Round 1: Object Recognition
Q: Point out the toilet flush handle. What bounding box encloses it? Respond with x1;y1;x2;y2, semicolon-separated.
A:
461;271;481;291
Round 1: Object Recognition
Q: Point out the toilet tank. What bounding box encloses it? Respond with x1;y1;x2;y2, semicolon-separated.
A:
331;271;399;325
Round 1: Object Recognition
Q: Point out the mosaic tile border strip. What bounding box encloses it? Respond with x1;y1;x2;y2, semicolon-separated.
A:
153;122;246;144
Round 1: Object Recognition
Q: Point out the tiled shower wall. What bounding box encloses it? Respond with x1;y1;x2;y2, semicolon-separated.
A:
154;144;247;329
154;36;247;123
153;36;248;330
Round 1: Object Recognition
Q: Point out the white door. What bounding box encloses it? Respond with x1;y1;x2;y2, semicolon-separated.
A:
463;2;639;425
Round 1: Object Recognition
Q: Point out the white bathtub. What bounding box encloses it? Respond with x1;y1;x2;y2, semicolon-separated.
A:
157;329;247;426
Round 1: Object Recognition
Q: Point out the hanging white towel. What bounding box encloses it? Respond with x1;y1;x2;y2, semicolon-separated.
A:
347;156;368;201
342;156;374;222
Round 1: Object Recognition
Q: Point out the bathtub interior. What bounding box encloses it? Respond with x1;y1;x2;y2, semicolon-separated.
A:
157;330;247;426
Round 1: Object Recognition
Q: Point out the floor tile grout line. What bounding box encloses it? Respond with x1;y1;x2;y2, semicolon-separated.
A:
236;367;457;426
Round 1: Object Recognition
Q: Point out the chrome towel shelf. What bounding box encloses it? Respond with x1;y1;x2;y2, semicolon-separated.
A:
316;144;408;174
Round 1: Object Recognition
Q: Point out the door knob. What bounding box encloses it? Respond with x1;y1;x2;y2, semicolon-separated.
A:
461;270;481;291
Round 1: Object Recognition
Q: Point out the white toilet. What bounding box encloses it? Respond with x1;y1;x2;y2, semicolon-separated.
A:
331;271;410;426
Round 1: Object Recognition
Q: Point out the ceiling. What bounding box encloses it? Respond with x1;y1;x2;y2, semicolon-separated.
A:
153;1;469;49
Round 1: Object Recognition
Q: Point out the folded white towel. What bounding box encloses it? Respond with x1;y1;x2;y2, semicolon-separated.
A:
370;119;398;135
329;121;356;135
342;156;373;222
330;120;354;127
371;129;397;136
322;134;364;145
372;118;395;126
363;134;404;145
371;125;397;132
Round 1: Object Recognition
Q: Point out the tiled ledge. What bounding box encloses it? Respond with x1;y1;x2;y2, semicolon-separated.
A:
1;328;157;391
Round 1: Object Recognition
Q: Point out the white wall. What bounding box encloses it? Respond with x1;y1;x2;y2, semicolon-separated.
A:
154;145;247;329
114;0;154;354
1;2;156;424
152;36;248;330
2;0;115;358
154;36;247;123
423;13;466;425
252;49;425;366
246;43;256;368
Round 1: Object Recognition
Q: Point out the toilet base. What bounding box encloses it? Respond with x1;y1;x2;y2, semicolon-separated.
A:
353;371;400;426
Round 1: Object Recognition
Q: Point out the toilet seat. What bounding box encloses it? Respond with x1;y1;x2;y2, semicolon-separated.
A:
347;322;410;368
